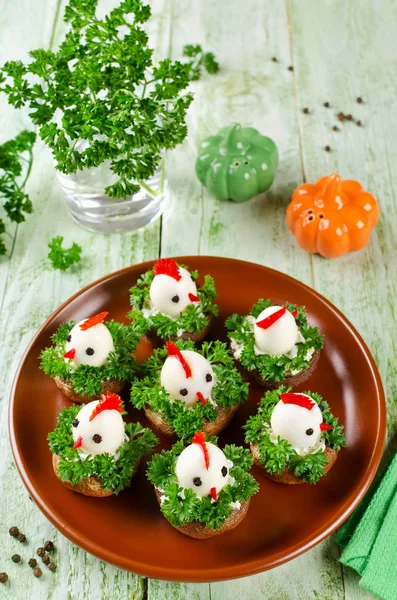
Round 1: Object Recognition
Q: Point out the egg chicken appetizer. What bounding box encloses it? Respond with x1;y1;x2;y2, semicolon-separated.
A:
128;258;218;344
147;431;258;538
40;311;140;403
226;299;323;389
130;340;248;439
48;393;157;497
244;388;345;484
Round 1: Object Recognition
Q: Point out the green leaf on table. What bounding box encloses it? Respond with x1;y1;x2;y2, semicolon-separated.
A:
48;236;82;271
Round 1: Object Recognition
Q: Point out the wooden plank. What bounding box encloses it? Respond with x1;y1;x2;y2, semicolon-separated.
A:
148;580;210;600
211;537;343;600
162;0;313;286
0;0;59;321
0;0;169;598
153;0;344;599
289;0;397;598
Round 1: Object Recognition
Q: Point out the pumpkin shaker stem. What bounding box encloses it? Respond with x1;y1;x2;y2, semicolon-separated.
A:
286;172;379;259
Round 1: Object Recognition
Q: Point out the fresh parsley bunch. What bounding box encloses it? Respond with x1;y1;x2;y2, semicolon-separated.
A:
0;0;219;199
40;319;140;397
49;404;158;494
226;299;324;382
244;386;346;484
0;130;36;255
131;339;248;439
129;263;218;339
147;439;258;529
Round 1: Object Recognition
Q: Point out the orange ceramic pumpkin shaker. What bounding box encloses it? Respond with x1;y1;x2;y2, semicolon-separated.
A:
286;173;379;259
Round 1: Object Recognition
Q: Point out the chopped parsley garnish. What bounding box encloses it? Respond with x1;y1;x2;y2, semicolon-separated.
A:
40;319;140;397
49;404;157;494
147;438;258;529
131;339;248;440
128;264;218;339
226;299;324;382
244;386;345;484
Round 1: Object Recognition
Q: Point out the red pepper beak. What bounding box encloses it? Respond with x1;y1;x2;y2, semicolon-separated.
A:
188;293;200;303
73;436;83;449
210;487;217;502
320;423;333;431
196;391;207;405
291;309;298;317
64;348;76;360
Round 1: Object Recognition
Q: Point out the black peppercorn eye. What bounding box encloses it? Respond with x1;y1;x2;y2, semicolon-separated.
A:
86;347;95;355
72;419;79;428
93;434;102;443
205;373;213;383
180;388;188;396
66;334;71;342
319;405;324;412
221;466;228;477
306;428;314;436
193;477;202;487
171;295;179;303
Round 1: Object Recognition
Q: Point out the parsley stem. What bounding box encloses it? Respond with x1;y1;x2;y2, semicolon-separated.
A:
137;156;165;198
19;149;34;190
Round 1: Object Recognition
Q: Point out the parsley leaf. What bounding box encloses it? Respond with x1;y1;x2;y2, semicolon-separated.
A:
0;130;36;255
47;236;82;271
0;1;219;199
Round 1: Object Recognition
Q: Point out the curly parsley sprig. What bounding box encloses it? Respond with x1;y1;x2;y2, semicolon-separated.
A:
131;338;248;440
147;438;258;530
226;299;324;382
49;404;158;494
0;0;219;199
244;386;345;484
0;130;36;255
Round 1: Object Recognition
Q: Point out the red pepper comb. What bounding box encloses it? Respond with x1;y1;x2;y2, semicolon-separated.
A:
89;392;123;421
79;311;109;331
166;342;192;378
320;423;333;431
153;258;181;281
192;431;210;470
256;306;287;330
280;393;315;411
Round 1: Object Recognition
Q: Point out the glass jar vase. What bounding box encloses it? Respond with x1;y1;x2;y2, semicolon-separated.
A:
57;159;167;234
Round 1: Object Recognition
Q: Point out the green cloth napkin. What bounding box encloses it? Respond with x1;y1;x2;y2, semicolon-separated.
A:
337;451;397;600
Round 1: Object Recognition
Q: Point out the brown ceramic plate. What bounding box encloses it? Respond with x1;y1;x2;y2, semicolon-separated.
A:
9;257;386;582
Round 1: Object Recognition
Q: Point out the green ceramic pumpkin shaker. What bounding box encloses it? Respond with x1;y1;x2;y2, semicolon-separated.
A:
195;123;278;202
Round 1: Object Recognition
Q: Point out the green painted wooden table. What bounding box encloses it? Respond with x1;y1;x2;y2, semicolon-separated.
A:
0;0;395;598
